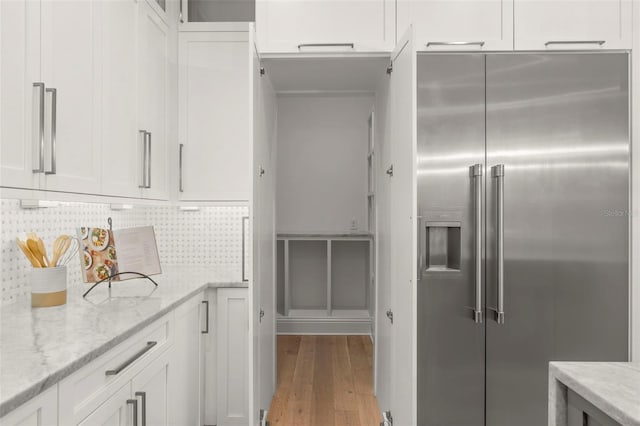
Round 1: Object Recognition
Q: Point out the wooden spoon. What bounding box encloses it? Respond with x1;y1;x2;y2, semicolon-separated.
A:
27;238;46;268
16;238;42;267
36;237;51;267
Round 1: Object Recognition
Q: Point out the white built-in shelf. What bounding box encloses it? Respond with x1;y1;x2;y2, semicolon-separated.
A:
276;233;374;334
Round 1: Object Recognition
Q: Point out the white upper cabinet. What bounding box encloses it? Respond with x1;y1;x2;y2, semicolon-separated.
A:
397;0;514;51
0;0;42;191
178;31;251;201
138;0;170;200
99;0;141;198
40;0;101;194
255;0;395;53
514;0;632;50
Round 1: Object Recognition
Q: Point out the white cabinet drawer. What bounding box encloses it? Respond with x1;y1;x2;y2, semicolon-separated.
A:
59;315;172;425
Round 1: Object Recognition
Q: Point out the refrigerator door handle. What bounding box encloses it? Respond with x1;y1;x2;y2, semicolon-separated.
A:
492;164;505;324
471;164;483;323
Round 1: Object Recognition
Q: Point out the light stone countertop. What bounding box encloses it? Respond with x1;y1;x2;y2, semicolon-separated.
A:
0;265;248;417
549;362;640;426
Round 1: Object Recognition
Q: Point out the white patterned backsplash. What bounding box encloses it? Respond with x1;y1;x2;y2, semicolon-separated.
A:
0;199;249;305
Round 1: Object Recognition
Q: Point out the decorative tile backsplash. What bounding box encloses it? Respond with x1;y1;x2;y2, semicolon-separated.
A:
0;200;249;305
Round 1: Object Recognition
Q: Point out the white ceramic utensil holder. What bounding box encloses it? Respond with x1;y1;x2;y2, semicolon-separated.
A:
31;266;67;307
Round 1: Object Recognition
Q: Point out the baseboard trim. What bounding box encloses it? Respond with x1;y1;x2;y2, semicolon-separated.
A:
277;317;372;335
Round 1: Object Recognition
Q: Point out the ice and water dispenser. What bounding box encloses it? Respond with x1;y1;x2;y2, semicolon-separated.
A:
420;211;462;273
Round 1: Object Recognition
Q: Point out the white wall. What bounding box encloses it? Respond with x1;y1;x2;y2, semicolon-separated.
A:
276;94;373;234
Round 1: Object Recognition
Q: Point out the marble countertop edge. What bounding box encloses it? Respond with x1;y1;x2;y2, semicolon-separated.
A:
550;362;640;426
0;276;247;417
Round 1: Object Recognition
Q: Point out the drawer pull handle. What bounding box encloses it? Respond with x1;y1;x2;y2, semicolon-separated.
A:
105;341;157;376
426;41;485;47
545;40;605;47
297;43;354;50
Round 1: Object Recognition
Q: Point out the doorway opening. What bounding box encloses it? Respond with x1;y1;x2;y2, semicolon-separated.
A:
263;57;387;425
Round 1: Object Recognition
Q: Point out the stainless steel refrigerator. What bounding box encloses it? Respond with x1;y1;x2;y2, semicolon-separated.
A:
417;53;629;426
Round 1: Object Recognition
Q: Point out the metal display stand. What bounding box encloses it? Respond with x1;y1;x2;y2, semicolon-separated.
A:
82;217;159;298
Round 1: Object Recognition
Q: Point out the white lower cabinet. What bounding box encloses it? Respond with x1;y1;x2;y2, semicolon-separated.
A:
1;289;248;426
215;288;249;426
131;349;171;426
171;294;205;425
0;386;57;426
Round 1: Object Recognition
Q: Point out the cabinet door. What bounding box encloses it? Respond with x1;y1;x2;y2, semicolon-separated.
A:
40;0;101;194
171;295;203;426
255;0;395;53
387;30;416;426
0;0;42;190
138;0;169;200
78;384;132;426
398;0;513;51
178;31;250;202
131;349;170;426
217;288;249;425
514;0;632;50
0;386;57;426
100;0;142;198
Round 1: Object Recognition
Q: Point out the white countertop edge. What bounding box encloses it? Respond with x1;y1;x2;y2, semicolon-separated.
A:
0;281;247;418
550;362;640;426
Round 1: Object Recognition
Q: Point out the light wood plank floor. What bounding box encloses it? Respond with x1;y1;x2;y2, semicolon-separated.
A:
268;335;382;426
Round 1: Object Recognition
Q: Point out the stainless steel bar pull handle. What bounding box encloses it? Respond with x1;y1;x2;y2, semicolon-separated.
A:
492;165;505;324
179;143;184;192
139;130;148;188
45;88;57;175
427;41;485;47
135;392;146;426
146;132;152;189
545;40;605;47
471;164;483;323
127;399;138;426
297;43;355;50
201;300;209;334
242;216;249;282
33;83;45;173
179;0;184;23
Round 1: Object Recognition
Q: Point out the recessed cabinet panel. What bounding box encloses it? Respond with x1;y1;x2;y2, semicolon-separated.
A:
138;0;169;200
398;0;513;51
514;0;632;50
256;0;395;53
0;0;41;190
40;0;101;194
178;31;250;202
100;0;141;198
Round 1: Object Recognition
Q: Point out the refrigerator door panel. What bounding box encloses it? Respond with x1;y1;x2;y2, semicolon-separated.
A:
485;53;630;426
417;54;486;426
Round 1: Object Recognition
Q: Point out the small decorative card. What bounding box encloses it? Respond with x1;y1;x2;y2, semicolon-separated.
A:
78;226;162;283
